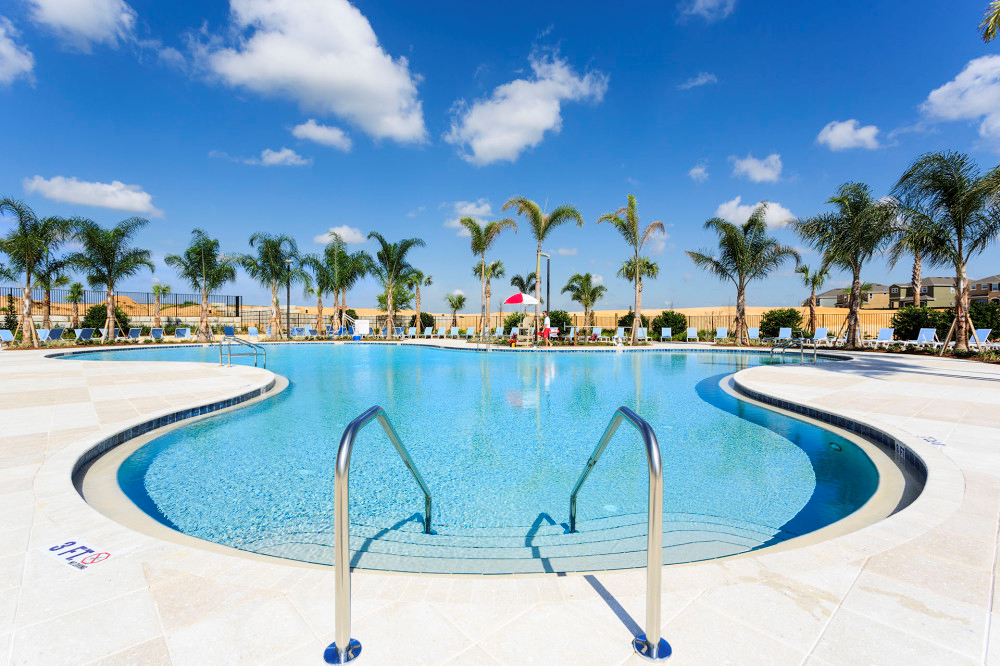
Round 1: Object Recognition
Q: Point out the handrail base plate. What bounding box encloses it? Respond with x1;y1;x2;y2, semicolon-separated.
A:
324;639;362;663
633;635;671;661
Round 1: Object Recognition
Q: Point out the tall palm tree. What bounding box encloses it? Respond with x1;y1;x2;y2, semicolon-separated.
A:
796;263;829;334
597;195;665;344
165;229;237;342
67;281;85;329
561;273;607;328
509;272;538;314
0;199;72;346
982;0;1000;41
237;233;304;337
302;233;344;332
445;293;466;327
893;151;1000;350
336;250;368;326
362;232;425;340
617;257;659;333
151;283;171;328
793;184;894;348
460;216;516;337
34;252;70;329
474;260;505;331
407;270;432;333
502;197;583;328
888;198;937;308
68;217;154;342
689;203;800;346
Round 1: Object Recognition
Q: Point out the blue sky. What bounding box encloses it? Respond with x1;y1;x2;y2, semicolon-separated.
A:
1;0;999;311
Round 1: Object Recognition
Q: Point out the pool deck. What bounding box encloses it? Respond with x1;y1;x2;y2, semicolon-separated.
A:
1;342;999;664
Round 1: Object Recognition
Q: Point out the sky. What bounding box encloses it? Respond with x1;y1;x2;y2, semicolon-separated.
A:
1;0;1000;312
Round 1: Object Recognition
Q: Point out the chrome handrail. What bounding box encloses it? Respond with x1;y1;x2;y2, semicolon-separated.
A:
217;336;266;368
327;405;433;664
568;406;670;661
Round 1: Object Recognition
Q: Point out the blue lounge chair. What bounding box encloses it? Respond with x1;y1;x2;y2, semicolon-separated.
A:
248;327;259;340
773;327;793;343
807;327;830;347
864;328;894;348
465;327;476;340
423;327;434;338
433;327;446;338
151;328;163;342
47;328;66;343
747;327;760;344
595;327;609;342
636;327;648;343
308;328;319;336
74;328;94;342
408;327;417;338
970;328;993;351
449;327;460;339
175;328;190;341
1;329;15;347
614;327;626;343
714;327;728;343
37;329;50;343
906;327;938;348
126;328;141;342
686;327;698;342
509;326;519;338
224;325;236;337
660;327;672;342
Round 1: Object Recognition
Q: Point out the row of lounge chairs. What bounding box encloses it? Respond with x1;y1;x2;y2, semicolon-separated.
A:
0;327;196;347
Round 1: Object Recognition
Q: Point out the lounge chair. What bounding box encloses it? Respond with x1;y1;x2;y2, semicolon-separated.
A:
0;329;13;347
660;327;672;342
308;328;319;336
224;325;236;337
248;327;259;341
492;327;504;340
615;327;626;343
465;327;476;340
686;327;698;342
510;326;520;338
594;327;608;342
423;327;434;338
636;327;648;343
126;328;141;342
863;328;895;348
747;328;760;344
74;328;94;342
151;328;163;342
806;327;829;347
47;328;66;343
37;329;50;343
905;328;938;348
407;327;417;339
769;327;793;343
175;328;190;341
566;326;577;340
714;327;728;343
434;327;446;338
968;328;993;351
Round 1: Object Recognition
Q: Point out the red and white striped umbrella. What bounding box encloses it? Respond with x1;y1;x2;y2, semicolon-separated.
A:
504;293;540;305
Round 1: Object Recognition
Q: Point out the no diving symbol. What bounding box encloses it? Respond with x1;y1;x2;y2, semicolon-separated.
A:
81;552;110;565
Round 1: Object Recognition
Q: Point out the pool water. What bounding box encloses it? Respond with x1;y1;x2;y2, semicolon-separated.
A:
81;345;879;573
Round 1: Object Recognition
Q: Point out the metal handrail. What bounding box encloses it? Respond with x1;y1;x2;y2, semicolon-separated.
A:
568;406;670;661
768;337;817;363
326;406;433;664
217;336;267;368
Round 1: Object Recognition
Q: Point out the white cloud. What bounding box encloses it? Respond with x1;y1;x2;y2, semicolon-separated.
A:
291;119;351;151
314;225;365;245
715;196;794;228
0;17;34;86
816;119;880;150
443;199;491;237
406;206;425;218
921;55;1000;143
730;153;782;182
556;248;577;256
23;175;163;217
688;163;708;182
205;0;425;143
593;274;604;285
445;51;609;165
28;0;135;50
157;46;185;70
649;233;670;255
452;289;465;297
678;72;717;90
680;0;736;22
212;147;312;166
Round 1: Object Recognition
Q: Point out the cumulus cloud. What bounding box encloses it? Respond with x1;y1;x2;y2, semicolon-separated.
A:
592;274;604;285
291;119;351;151
443;199;491;237
445;51;609;165
688;163;708;182
730;153;782;182
649;233;670;255
556;248;577;256
23;175;163;217
211;147;312;166
452;288;465;297
314;225;365;245
680;0;736;22
677;72;717;90
205;0;425;144
715;196;793;228
816;119;880;150
28;0;136;50
922;55;1000;144
0;17;34;86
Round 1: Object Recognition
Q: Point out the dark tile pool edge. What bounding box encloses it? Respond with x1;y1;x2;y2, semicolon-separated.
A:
70;376;278;479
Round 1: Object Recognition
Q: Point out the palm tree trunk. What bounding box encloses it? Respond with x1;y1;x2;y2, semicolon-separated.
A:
911;253;922;307
808;291;817;335
735;286;746;347
72;301;80;329
485;280;492;334
415;286;421;335
955;262;969;351
847;269;862;348
154;296;161;328
199;288;210;342
19;282;38;348
480;253;487;339
105;288;115;342
42;290;51;329
635;276;643;344
387;282;394;340
316;295;323;332
270;283;280;337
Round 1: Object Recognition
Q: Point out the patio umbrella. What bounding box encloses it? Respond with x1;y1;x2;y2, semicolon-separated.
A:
503;293;540;306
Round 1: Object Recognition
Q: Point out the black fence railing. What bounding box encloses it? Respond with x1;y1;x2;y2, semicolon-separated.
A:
0;286;240;319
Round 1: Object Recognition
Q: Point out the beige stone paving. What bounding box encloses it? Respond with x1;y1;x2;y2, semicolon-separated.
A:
0;343;998;664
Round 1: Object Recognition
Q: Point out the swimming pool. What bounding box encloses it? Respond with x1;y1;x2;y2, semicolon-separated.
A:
79;344;880;574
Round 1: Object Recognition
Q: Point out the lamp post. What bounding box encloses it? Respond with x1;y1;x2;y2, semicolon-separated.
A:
539;252;550;315
285;258;293;340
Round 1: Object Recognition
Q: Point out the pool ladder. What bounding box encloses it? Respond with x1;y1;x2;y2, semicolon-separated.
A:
217;336;267;368
769;337;817;363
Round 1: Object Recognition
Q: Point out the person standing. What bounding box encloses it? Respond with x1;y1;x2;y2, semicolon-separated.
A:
542;311;552;347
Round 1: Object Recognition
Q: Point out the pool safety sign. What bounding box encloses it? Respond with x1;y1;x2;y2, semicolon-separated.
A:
45;540;111;571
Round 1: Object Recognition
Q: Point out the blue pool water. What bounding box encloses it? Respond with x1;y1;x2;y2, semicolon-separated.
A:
79;345;878;573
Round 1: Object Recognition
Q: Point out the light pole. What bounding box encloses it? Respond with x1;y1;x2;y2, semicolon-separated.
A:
285;258;293;340
539;252;550;316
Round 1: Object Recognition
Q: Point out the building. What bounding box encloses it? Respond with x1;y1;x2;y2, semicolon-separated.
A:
888;277;956;309
970;274;1000;303
835;283;889;309
809;288;847;308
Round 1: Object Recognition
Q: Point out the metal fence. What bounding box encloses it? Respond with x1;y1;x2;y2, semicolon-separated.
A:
0;286;240;320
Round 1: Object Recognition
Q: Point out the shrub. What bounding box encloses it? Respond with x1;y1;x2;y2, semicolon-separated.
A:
504;312;526;329
339;308;358;321
617;309;650;328
548;310;572;331
651;310;687;339
82;304;131;332
410;311;435;331
759;308;803;338
970;301;1000;338
890;306;952;341
2;294;17;331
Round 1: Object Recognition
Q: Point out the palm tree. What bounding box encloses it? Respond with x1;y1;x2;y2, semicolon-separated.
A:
561;273;607;328
474;260;505;331
68;217;154;342
302;233;344;332
407;270;432;334
34;251;71;329
893;151;1000;351
792;184;895;348
165;229;237;341
689;203;800;346
597;195;665;344
151;283;171;328
888;198;937;308
502;197;583;328
617;257;659;334
67;281;85;329
0;199;72;346
362;232;425;340
445;293;466;327
335;250;368;327
460;216;516;337
237;233;304;338
509;272;538;314
982;0;1000;41
796;263;829;334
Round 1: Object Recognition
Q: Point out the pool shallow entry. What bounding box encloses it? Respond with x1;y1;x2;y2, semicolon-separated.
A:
82;345;879;574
